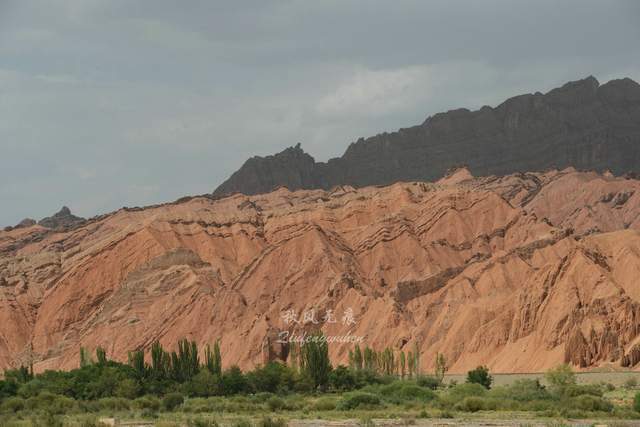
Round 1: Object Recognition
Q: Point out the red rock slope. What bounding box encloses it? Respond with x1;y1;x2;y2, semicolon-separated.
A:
3;168;640;373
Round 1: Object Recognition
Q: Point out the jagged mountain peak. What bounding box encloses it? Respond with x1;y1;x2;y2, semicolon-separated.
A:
214;76;640;197
38;206;85;231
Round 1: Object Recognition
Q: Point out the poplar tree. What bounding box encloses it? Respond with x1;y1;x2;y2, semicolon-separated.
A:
300;331;332;390
353;344;363;371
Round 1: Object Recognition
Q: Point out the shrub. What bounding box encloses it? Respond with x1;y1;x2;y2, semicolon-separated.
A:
337;392;382;410
524;399;554;412
245;392;270;403
162;393;185;411
259;416;287;427
188;418;220;427
456;396;485;412
625;377;639;389
489;379;550;401
141;408;159;418
466;366;492;389
134;395;161;411
602;382;615;392
31;411;63;427
560;408;590;419
77;400;101;413
416;375;441;390
329;365;356;391
359;416;375;427
613;406;639;419
570;394;613;412
266;396;285;411
377;382;436;403
634;392;640;412
447;382;487;399
16;379;45;399
182;398;210;414
183;370;221;398
544;364;576;393
78;416;109;427
97;397;131;411
439;410;454;418
313;396;338;411
248;362;297;394
282;394;304;411
24;392;76;415
564;383;603;398
0;380;18;399
0;397;25;413
115;378;140;399
221;366;248;395
230;418;253;427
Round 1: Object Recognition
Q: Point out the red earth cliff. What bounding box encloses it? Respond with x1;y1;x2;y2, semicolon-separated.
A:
3;168;640;374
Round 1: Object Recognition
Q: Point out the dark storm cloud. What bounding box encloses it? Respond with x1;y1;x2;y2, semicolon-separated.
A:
1;0;639;226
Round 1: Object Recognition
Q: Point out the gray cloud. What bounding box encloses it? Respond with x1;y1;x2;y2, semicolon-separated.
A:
1;0;639;226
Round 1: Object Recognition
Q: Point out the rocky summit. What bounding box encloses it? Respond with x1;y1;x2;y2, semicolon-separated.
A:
3;168;640;373
214;76;640;196
37;206;85;231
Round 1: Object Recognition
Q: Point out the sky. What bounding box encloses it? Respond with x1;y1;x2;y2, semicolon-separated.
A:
1;0;639;226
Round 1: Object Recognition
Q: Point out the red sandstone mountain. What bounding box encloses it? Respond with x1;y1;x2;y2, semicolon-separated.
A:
3;168;640;373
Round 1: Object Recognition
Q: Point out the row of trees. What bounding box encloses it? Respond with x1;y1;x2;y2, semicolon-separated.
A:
346;343;448;381
123;340;222;383
1;334;456;401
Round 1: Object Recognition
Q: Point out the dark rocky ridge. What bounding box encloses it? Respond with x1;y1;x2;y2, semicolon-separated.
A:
38;206;85;231
214;76;640;196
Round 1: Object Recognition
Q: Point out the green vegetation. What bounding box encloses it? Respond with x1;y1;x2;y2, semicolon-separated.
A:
1;339;640;425
466;365;493;389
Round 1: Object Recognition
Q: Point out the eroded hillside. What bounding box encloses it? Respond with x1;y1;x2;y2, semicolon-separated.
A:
3;168;640;373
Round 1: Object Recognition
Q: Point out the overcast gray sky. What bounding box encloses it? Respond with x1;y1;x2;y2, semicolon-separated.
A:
1;0;639;226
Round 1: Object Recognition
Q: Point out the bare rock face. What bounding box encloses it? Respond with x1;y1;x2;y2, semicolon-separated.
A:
215;143;319;197
5;169;640;373
214;77;640;196
16;218;36;229
38;206;85;231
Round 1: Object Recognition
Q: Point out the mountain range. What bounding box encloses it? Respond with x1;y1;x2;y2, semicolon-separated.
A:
4;168;640;373
214;76;640;196
3;76;640;374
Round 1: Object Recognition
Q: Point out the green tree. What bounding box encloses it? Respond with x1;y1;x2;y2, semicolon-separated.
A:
466;366;492;389
407;351;414;378
220;366;247;395
329;365;356;391
79;347;93;368
288;342;299;372
400;352;406;379
434;352;447;382
379;348;395;376
115;378;140;399
128;349;147;380
4;365;33;383
204;341;222;377
170;339;200;382
162;392;184;411
183;370;220;397
544;363;576;394
150;341;170;379
300;331;332;390
353;345;363;371
96;347;108;366
413;341;421;376
363;347;377;373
